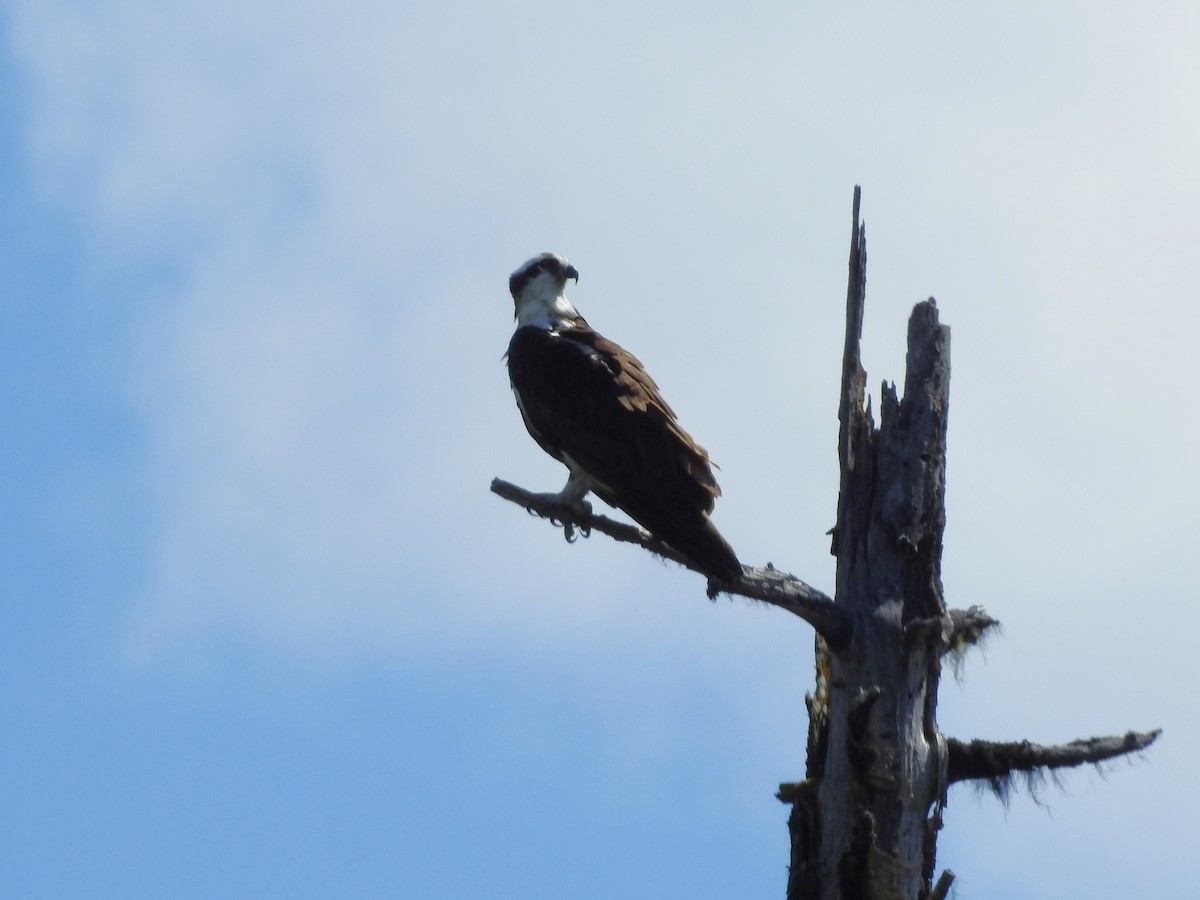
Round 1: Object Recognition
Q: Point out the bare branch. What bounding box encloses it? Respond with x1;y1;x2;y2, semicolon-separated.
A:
947;729;1162;788
492;476;677;555
491;477;850;646
732;564;851;648
903;604;1000;659
947;604;1000;649
929;869;956;900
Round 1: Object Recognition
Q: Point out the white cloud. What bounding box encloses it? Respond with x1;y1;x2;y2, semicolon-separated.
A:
13;0;1199;688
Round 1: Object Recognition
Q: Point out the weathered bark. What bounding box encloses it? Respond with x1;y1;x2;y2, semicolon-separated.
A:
786;187;954;900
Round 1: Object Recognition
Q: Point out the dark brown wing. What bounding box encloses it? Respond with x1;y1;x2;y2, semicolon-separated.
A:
507;324;740;580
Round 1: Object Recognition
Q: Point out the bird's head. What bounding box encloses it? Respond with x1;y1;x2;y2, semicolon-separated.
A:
510;252;581;328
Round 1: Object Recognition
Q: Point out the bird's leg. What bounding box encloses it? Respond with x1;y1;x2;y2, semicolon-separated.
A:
553;471;593;541
557;470;594;512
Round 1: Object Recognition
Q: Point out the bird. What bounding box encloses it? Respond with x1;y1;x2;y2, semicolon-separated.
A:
505;252;741;582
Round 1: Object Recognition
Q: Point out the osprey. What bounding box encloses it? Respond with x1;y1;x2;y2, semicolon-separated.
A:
506;252;741;582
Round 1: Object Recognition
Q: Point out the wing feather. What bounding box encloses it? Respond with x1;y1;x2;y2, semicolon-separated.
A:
507;324;739;579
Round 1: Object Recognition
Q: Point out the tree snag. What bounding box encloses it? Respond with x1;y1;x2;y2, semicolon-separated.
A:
491;186;1160;899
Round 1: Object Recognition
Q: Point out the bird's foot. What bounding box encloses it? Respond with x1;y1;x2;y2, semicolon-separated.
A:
522;493;592;542
556;497;593;543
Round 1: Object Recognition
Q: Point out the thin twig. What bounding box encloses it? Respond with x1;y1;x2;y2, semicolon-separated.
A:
929;869;955;900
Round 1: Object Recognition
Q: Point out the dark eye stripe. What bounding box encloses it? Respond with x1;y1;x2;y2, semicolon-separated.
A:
509;254;566;298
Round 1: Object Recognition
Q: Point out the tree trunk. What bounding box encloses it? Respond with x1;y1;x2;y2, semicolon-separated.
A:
788;188;953;900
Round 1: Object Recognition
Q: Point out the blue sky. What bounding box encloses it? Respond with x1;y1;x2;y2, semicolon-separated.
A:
2;2;1196;897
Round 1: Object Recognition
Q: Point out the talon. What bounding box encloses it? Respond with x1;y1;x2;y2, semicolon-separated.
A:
563;522;577;543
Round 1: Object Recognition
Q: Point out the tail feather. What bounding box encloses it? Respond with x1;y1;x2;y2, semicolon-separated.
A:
669;516;742;582
609;494;741;581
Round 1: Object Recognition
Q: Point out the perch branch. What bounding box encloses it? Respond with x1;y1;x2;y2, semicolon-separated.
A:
947;729;1162;787
491;477;851;646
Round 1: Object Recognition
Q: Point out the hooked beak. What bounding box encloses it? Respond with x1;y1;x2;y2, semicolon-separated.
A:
563;264;579;282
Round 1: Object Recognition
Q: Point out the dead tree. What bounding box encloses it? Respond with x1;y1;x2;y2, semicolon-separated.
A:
491;187;1159;899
